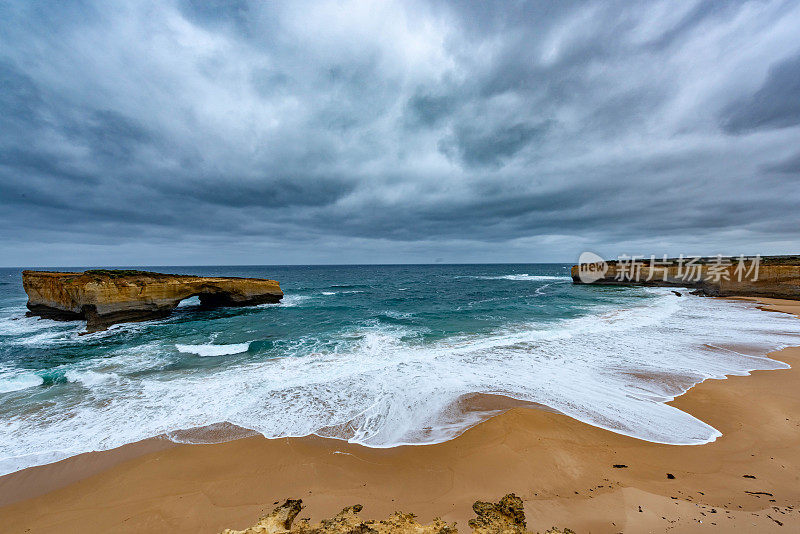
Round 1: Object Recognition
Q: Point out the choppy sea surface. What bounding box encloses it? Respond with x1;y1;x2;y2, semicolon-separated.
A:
1;264;799;476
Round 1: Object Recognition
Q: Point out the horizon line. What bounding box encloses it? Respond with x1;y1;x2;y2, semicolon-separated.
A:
1;261;578;269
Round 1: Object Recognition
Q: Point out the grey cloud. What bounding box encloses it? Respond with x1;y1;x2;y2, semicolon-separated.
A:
156;175;355;209
438;122;550;168
720;52;800;134
406;91;459;127
64;110;154;162
177;0;251;30
0;148;99;185
764;151;800;174
0;59;43;126
640;0;741;51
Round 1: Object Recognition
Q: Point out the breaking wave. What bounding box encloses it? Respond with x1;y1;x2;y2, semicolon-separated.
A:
470;274;572;281
0;370;43;394
176;343;251;357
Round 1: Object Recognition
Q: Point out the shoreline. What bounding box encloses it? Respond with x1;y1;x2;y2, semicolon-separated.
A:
1;297;799;532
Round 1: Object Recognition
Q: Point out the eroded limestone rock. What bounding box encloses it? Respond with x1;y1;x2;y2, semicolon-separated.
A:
468;493;527;534
221;495;574;534
571;254;800;299
22;269;283;332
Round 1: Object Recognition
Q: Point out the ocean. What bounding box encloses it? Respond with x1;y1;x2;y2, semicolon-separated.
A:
1;264;799;476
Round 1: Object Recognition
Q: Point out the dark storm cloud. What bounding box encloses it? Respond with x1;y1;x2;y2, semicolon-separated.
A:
1;0;800;266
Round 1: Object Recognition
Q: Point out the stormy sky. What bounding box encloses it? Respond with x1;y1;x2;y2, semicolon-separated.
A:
1;0;799;266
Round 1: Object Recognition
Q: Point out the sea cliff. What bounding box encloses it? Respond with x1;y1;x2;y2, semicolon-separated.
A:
571;254;800;299
22;269;283;332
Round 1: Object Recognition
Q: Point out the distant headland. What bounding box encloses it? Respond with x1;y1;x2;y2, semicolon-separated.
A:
22;269;283;332
571;254;800;300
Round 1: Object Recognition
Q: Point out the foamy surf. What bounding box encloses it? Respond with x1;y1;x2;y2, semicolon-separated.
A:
176;343;251;357
273;295;311;307
470;274;572;281
1;265;799;477
0;370;43;394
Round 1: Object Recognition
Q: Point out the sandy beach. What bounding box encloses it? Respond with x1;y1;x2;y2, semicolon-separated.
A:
1;297;799;533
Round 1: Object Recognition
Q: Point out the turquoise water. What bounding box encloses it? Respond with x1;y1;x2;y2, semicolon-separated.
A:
1;264;799;475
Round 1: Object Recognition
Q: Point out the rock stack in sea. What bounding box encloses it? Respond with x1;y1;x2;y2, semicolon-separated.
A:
22;269;283;332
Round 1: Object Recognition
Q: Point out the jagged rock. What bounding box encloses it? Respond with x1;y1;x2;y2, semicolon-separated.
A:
221;499;455;534
224;499;304;534
221;495;574;534
468;493;527;534
22;269;282;332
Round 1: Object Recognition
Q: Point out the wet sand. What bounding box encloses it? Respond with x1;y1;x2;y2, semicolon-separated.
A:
1;298;799;533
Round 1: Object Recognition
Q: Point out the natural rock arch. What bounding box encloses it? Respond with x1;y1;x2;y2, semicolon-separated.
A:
23;270;283;332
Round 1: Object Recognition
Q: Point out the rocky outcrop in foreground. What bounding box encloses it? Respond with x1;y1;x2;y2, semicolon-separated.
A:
23;270;283;332
221;494;573;534
571;255;800;300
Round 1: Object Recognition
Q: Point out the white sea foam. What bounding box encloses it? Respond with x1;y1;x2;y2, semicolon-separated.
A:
0;309;84;345
0;370;43;393
475;274;572;281
380;310;415;319
65;370;121;388
1;292;799;475
273;295;311;307
176;342;251;356
534;282;554;295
